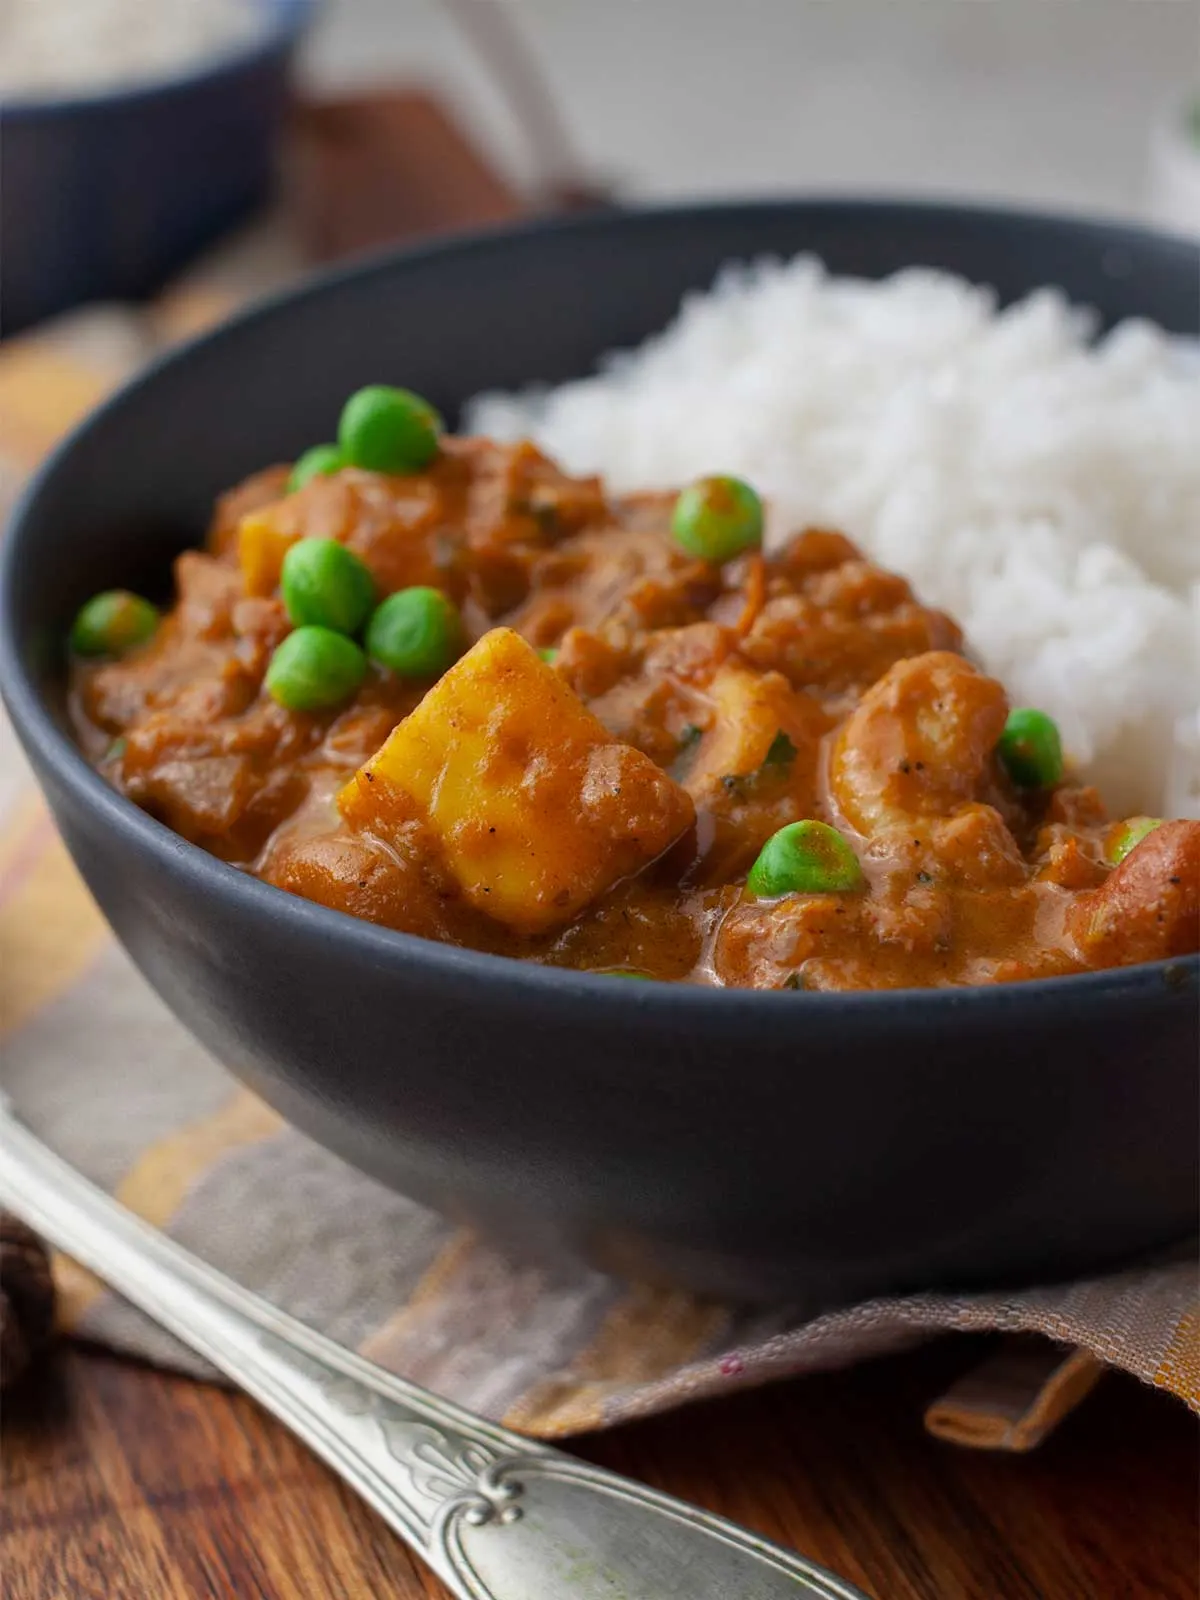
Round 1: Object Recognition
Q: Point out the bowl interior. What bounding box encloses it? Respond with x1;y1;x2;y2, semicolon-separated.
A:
6;202;1199;629
5;201;1198;739
2;201;1197;1300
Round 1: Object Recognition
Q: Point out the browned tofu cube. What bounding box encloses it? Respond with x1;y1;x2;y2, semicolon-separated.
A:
338;628;694;933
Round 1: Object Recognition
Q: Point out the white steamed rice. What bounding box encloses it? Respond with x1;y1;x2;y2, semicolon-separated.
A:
468;257;1200;819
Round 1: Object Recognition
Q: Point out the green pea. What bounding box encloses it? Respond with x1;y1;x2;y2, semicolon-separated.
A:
538;646;559;664
265;626;366;711
338;386;443;474
280;538;375;635
70;591;159;657
997;708;1064;789
1106;816;1163;866
365;587;462;678
747;820;864;898
288;443;345;493
671;475;764;563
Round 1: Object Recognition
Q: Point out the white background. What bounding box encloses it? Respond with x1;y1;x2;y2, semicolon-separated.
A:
301;0;1200;222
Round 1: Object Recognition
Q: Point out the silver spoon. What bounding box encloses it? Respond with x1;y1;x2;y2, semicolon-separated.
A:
0;1099;868;1600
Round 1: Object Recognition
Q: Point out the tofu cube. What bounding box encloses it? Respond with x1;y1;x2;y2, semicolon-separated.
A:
338;628;694;933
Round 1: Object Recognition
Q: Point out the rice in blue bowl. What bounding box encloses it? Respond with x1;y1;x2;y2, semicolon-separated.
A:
0;0;315;337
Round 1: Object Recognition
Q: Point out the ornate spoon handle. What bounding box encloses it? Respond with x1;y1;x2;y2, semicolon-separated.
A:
0;1102;867;1600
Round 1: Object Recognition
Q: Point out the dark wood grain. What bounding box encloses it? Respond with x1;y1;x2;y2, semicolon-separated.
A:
288;90;525;265
2;1339;1195;1599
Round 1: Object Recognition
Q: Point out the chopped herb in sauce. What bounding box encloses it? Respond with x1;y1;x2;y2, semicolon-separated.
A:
764;730;797;768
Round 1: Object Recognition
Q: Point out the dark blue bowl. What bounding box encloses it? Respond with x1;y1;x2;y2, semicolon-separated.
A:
0;0;314;338
2;201;1197;1303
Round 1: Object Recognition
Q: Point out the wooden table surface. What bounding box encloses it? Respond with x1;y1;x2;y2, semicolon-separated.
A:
2;1338;1195;1599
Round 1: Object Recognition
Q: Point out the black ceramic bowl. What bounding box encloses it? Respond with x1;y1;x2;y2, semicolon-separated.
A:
2;201;1197;1305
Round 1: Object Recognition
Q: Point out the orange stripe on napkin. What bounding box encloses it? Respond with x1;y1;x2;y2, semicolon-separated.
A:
54;1253;112;1332
924;1343;1106;1451
114;1087;283;1229
361;1230;602;1402
57;1088;284;1329
0;835;109;1038
402;1229;478;1311
504;1285;727;1436
356;1231;477;1366
150;287;240;346
0;345;114;469
1154;1305;1200;1409
0;796;56;896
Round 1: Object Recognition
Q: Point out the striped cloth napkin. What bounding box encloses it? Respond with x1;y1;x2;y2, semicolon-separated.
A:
1;267;1197;1451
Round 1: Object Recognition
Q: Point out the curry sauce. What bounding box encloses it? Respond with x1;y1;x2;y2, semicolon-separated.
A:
71;437;1200;989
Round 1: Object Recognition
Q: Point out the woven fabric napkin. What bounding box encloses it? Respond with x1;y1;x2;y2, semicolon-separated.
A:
1;273;1197;1453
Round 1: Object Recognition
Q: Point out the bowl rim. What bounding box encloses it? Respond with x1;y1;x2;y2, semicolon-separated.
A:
1;195;1196;1019
0;0;316;118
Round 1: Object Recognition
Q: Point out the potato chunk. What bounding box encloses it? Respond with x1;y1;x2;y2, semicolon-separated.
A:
338;628;695;933
238;507;299;597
